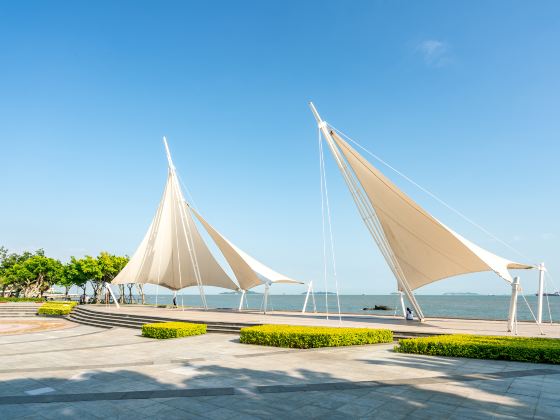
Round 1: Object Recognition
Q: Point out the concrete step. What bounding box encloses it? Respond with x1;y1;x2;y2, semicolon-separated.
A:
75;306;252;326
0;304;39;317
76;306;254;328
66;315;111;329
68;307;244;334
0;309;39;312
0;308;39;311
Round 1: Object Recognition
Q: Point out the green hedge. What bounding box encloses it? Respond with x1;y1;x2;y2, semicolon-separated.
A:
239;325;393;349
0;297;45;303
142;322;207;339
395;334;560;364
37;301;77;316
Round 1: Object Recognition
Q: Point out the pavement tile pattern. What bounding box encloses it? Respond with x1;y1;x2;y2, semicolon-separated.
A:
0;318;559;419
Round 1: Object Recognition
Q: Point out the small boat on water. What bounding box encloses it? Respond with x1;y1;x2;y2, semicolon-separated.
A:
363;305;393;311
536;291;560;296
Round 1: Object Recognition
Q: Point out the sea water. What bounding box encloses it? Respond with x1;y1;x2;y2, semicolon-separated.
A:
140;294;559;322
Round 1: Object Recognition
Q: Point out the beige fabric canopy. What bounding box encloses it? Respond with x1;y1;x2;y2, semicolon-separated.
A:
113;138;302;295
112;160;238;291
192;207;303;291
330;131;533;290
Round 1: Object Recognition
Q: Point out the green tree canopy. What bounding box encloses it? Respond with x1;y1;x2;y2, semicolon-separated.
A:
4;252;63;297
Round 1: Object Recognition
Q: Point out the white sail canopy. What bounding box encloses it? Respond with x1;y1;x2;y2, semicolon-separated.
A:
113;158;238;292
191;208;303;290
113;138;302;296
329;130;533;290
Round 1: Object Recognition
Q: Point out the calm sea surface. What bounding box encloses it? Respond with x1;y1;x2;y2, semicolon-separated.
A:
141;294;559;322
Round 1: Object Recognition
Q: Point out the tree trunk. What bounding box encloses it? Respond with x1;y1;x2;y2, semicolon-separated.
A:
127;284;134;304
118;285;125;304
91;281;103;303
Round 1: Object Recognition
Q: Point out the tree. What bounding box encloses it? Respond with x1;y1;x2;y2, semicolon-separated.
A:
0;248;35;296
77;255;102;302
0;246;8;296
79;252;128;303
60;257;90;298
5;252;63;297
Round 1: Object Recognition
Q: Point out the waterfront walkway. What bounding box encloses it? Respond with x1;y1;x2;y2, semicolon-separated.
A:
88;304;560;338
0;318;558;419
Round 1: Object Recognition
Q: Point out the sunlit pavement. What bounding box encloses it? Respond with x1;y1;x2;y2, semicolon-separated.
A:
0;320;558;419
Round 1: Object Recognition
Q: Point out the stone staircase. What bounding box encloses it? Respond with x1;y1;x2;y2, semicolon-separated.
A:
67;305;256;334
0;303;42;317
66;306;438;340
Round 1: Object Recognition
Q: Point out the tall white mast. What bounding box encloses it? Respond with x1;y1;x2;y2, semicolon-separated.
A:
163;136;174;169
309;102;425;321
162;136;208;309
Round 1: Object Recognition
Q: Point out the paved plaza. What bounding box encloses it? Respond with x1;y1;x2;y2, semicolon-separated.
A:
91;304;560;338
0;318;559;419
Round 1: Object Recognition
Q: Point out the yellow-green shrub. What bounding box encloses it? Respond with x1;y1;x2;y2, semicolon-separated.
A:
0;297;44;303
395;334;560;364
240;325;393;349
38;301;76;316
142;322;207;339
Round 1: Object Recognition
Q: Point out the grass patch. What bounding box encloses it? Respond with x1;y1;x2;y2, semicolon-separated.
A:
395;334;560;364
38;301;77;316
142;322;207;339
239;325;393;349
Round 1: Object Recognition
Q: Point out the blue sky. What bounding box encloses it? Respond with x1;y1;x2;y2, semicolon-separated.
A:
0;1;558;295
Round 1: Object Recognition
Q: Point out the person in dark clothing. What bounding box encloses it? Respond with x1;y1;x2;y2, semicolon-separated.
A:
406;307;414;320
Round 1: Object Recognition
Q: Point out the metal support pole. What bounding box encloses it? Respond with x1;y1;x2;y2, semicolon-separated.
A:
537;263;545;324
507;277;520;333
302;282;313;313
105;283;120;308
238;290;246;311
311;284;317;313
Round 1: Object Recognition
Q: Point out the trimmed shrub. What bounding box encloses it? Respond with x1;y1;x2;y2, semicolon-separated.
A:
239;325;393;349
37;301;77;316
395;334;560;364
0;297;45;303
142;322;207;339
47;301;77;308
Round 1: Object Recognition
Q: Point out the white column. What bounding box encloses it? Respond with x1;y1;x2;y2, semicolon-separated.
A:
311;285;317;313
507;277;520;333
537;263;545;324
263;283;270;315
399;291;406;318
238;290;246;311
302;282;313;313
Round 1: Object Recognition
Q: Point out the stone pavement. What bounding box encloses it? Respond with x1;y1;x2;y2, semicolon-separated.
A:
89;304;560;338
0;320;559;419
0;318;73;335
